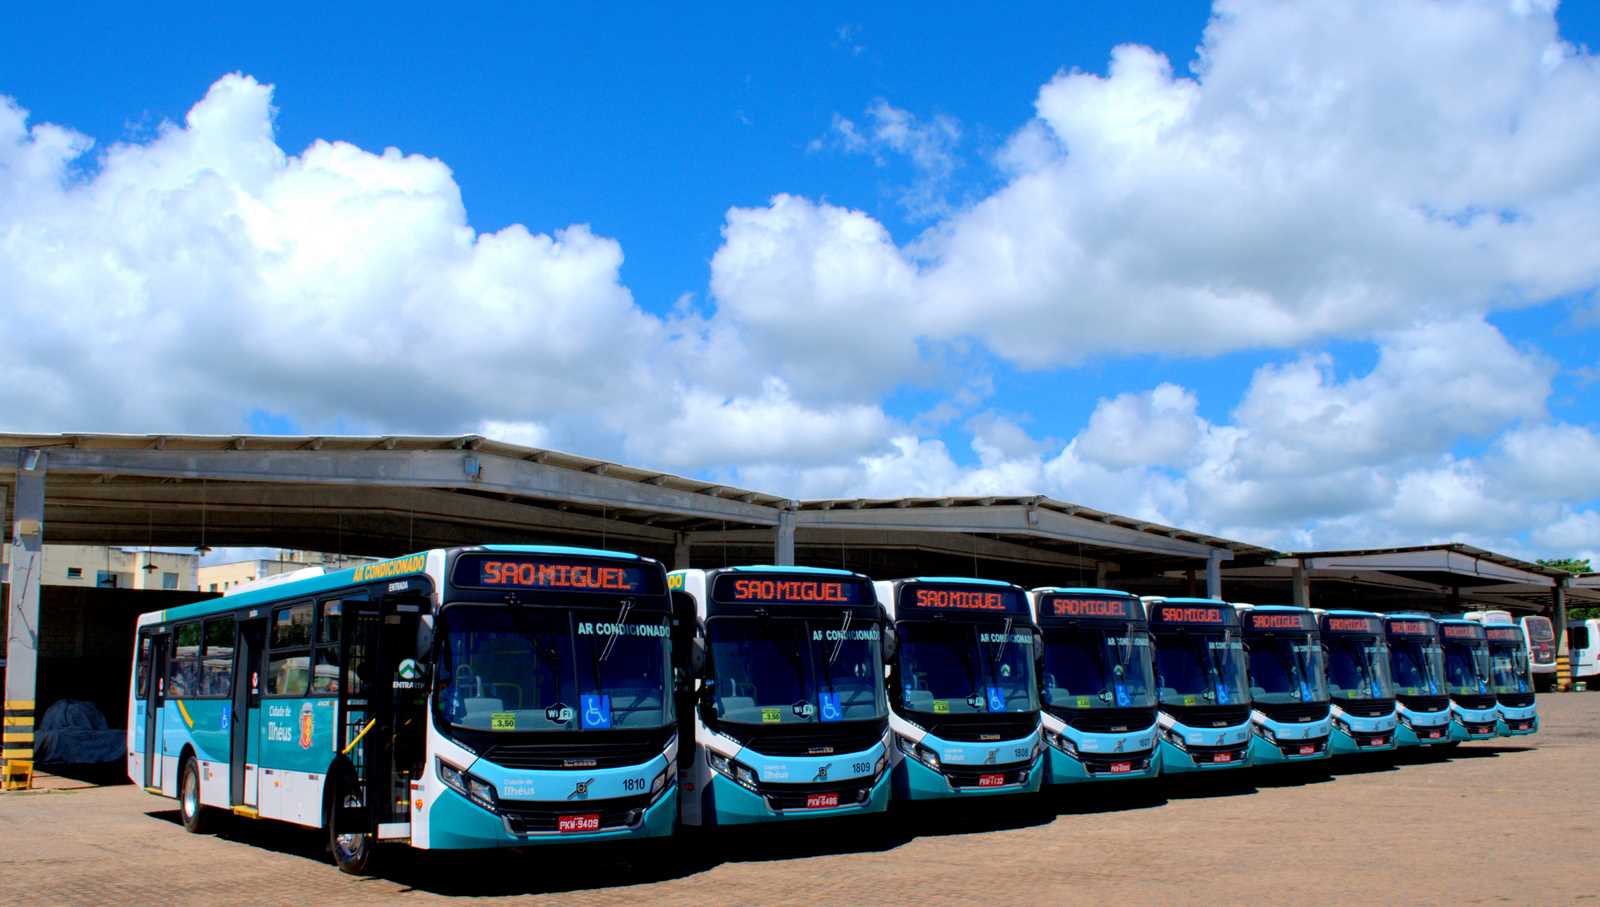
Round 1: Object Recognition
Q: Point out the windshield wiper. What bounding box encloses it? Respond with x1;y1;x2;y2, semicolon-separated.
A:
829;609;852;665
597;599;633;663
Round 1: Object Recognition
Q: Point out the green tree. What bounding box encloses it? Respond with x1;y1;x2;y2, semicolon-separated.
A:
1537;557;1592;574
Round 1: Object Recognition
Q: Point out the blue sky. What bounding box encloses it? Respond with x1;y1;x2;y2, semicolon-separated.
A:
4;1;1600;559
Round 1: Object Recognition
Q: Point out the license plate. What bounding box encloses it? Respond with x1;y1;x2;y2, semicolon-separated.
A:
1108;761;1132;774
1297;745;1315;755
1426;730;1442;739
977;773;1006;787
804;792;839;809
1212;752;1233;764
557;814;600;833
1368;738;1384;747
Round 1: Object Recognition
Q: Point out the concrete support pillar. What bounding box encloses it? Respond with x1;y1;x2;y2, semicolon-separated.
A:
4;450;46;776
673;533;692;570
1292;562;1311;608
1094;561;1108;588
774;509;796;566
1553;582;1570;691
1205;550;1224;600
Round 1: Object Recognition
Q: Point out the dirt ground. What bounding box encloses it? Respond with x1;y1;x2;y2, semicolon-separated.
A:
4;694;1597;905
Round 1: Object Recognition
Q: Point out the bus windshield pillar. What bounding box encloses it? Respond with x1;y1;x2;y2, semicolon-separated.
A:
4;449;46;780
775;509;796;566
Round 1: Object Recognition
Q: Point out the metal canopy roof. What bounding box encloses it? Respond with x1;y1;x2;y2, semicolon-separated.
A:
0;433;787;560
1218;544;1600;614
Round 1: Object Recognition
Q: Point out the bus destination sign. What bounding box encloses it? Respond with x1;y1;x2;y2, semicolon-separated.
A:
1245;611;1314;632
712;573;873;607
1324;616;1381;635
1485;626;1522;642
1151;603;1229;626
903;583;1028;616
1441;623;1484;640
1386;619;1433;636
1041;595;1139;621
454;555;660;594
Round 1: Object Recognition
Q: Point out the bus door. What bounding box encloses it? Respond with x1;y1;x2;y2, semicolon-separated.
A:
142;631;169;788
229;619;266;807
336;593;424;835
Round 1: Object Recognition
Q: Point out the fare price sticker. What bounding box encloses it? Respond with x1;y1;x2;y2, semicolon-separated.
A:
491;712;516;731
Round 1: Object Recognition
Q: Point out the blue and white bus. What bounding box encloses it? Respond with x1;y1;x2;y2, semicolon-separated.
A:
1384;614;1452;746
1437;618;1500;743
1029;588;1158;783
876;578;1043;800
669;567;891;826
1236;605;1331;764
129;545;679;873
1317;611;1398;754
1482;623;1538;737
1142;598;1252;772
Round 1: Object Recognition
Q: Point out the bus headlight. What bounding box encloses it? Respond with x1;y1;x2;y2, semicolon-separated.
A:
649;763;675;801
707;752;760;791
874;752;889;779
895;734;941;771
436;757;498;811
1159;727;1188;751
1047;732;1077;757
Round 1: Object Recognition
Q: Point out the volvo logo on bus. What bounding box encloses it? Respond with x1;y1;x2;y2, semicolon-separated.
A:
567;778;595;800
813;764;830;782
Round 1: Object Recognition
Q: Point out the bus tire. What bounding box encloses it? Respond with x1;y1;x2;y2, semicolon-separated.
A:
327;771;377;875
179;756;215;834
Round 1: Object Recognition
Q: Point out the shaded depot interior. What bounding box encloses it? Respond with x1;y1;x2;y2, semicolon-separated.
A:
2;432;1594;768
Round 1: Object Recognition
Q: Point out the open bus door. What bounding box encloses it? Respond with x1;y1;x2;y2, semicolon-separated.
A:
229;618;266;809
141;631;168;789
330;589;426;872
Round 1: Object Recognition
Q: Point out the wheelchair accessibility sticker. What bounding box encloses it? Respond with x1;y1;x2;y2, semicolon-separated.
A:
581;694;612;730
986;687;1006;713
818;691;843;723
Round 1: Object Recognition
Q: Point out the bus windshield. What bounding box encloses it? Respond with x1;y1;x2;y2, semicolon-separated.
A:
1246;632;1330;704
1388;636;1445;696
1325;635;1395;700
1489;641;1531;695
433;604;673;733
1152;629;1250;708
1442;639;1492;696
1040;626;1156;710
896;619;1040;716
705;615;885;725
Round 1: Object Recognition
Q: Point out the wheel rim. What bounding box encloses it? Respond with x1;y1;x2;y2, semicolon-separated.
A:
181;766;198;820
334;791;368;860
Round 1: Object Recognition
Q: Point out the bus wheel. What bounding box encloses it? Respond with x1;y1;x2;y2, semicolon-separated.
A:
179;757;214;834
327;774;377;875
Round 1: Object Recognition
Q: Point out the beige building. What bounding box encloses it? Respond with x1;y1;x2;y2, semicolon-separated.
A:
3;544;200;591
197;550;378;594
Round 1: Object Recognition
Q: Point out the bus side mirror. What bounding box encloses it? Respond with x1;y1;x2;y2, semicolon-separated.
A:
880;607;898;662
1033;629;1045;667
416;615;434;661
689;621;707;676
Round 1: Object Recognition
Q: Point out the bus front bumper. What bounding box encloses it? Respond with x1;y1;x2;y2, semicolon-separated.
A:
1043;744;1157;784
1154;735;1249;773
1496;706;1538;737
705;767;891;825
424;785;677;850
1393;713;1451;747
894;752;1044;800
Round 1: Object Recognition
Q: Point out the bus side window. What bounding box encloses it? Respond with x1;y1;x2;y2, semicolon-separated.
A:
169;622;201;698
267;603;312;697
312;600;343;696
202;616;236;697
135;633;152;699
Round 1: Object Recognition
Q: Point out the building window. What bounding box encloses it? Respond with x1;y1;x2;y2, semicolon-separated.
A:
66;566;83;579
161;572;179;590
209;583;219;593
96;570;117;589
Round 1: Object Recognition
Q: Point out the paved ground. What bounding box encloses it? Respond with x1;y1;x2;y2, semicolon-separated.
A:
5;694;1598;905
